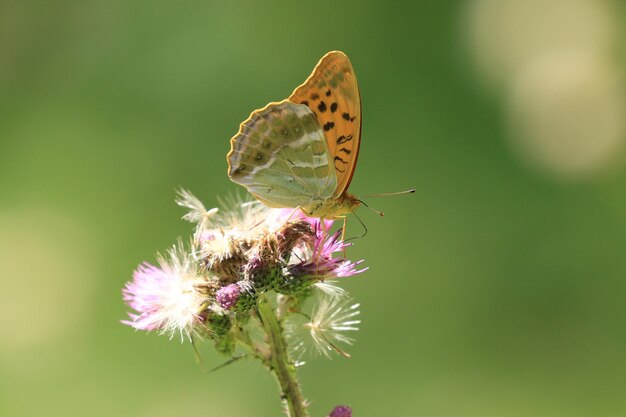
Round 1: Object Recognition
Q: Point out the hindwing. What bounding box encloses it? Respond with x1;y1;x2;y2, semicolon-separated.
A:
227;101;337;208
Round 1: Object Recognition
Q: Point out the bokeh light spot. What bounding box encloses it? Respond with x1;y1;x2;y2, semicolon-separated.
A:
507;53;626;178
0;207;96;369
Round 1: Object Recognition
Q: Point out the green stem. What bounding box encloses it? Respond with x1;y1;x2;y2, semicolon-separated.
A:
257;296;308;417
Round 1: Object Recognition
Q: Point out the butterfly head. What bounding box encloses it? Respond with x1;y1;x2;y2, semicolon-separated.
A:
303;192;360;219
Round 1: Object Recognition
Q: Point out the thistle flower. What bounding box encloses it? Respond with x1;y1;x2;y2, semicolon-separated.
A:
288;295;361;359
125;191;365;348
178;193;291;282
122;241;208;342
328;405;352;417
288;230;367;281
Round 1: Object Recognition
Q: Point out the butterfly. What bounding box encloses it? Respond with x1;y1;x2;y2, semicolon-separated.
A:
227;51;363;222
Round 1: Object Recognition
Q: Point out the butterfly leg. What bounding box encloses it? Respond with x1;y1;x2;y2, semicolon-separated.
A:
339;216;349;257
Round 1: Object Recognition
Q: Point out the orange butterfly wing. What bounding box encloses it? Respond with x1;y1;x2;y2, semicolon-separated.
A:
288;51;361;198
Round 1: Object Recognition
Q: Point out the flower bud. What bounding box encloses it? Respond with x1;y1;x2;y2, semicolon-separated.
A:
216;283;241;310
328;405;352;417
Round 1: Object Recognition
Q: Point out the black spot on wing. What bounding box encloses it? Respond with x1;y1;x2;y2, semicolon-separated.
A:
334;156;348;172
336;135;353;144
339;147;351;155
323;122;335;131
317;101;327;112
310;93;319;100
330;102;337;113
341;112;356;122
325;89;331;97
300;100;309;106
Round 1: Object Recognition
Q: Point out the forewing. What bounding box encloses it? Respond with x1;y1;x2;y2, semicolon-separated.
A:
288;51;361;197
227;101;337;208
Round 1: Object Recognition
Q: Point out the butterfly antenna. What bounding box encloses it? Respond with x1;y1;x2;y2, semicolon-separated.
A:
358;199;385;217
361;189;416;198
345;211;368;241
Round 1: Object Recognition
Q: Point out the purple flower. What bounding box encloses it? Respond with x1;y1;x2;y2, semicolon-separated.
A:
272;209;334;231
122;242;207;341
216;283;241;310
328;405;352;417
289;230;367;280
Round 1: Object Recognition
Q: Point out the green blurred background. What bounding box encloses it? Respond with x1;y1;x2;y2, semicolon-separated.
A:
1;1;626;416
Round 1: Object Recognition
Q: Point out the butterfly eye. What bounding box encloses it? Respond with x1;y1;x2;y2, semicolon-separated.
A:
255;154;264;161
280;128;290;137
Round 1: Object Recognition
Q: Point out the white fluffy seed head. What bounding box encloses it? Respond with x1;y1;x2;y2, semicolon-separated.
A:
287;294;361;359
